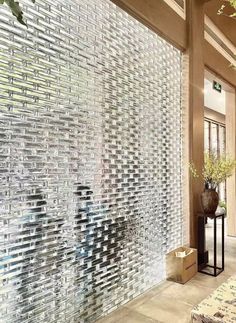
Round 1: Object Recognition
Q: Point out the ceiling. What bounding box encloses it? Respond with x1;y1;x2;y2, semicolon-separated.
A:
204;0;236;47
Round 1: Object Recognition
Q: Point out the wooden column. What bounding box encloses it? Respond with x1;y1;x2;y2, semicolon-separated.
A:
186;0;205;247
226;90;236;236
111;0;186;50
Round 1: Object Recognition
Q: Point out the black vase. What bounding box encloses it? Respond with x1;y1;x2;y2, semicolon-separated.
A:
201;189;219;215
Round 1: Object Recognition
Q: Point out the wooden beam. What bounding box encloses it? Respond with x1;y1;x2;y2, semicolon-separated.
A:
204;107;225;125
204;40;236;88
226;91;236;237
110;0;186;50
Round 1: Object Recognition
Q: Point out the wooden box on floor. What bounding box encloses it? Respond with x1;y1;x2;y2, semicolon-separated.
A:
166;247;197;284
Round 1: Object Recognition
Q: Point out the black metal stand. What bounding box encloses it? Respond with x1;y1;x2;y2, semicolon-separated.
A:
198;212;225;277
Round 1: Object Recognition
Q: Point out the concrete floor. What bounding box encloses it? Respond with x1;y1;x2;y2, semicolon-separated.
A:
96;222;236;323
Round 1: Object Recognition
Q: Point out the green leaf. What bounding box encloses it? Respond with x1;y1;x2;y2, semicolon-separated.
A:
229;0;236;9
0;0;37;26
218;1;236;18
5;0;27;26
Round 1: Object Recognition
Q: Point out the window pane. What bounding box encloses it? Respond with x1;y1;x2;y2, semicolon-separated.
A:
219;125;226;155
204;120;210;152
205;119;226;202
211;123;218;154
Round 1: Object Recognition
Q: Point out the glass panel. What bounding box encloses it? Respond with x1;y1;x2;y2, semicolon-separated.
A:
204;120;210;152
0;0;183;322
219;125;226;155
205;120;226;202
211;123;218;154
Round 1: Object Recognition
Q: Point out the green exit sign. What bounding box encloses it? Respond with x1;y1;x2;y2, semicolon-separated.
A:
213;80;222;93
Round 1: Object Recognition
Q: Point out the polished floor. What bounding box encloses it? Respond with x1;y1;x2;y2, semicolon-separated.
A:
96;221;236;323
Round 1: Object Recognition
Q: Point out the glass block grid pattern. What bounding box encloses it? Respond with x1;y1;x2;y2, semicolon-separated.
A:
0;0;183;322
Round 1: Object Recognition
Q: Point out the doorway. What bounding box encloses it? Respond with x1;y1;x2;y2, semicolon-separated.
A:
204;71;226;206
204;69;236;219
203;69;236;273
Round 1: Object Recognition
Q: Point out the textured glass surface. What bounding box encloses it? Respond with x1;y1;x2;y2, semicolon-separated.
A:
0;0;183;322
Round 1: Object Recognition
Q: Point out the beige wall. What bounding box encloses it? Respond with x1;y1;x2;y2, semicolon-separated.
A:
226;91;236;236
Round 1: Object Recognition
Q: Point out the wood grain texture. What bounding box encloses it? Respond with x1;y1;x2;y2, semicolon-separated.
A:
205;0;236;48
110;0;186;50
204;41;236;88
204;107;225;125
226;91;236;237
186;0;205;248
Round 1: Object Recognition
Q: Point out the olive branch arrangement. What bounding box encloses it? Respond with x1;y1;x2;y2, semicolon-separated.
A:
189;152;236;190
0;0;35;26
218;0;236;19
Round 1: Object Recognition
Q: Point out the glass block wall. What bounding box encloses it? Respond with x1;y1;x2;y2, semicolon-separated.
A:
0;0;183;322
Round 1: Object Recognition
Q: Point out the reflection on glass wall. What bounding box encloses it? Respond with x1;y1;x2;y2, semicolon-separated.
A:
0;0;183;322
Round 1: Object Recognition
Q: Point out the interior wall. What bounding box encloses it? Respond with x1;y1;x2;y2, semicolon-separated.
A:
204;69;236;236
0;0;184;322
0;2;235;322
226;90;236;236
110;0;236;246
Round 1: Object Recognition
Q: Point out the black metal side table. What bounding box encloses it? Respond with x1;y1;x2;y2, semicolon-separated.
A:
197;211;225;277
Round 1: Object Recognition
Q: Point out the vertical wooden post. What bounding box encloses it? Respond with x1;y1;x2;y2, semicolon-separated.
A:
186;0;205;247
226;90;236;236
